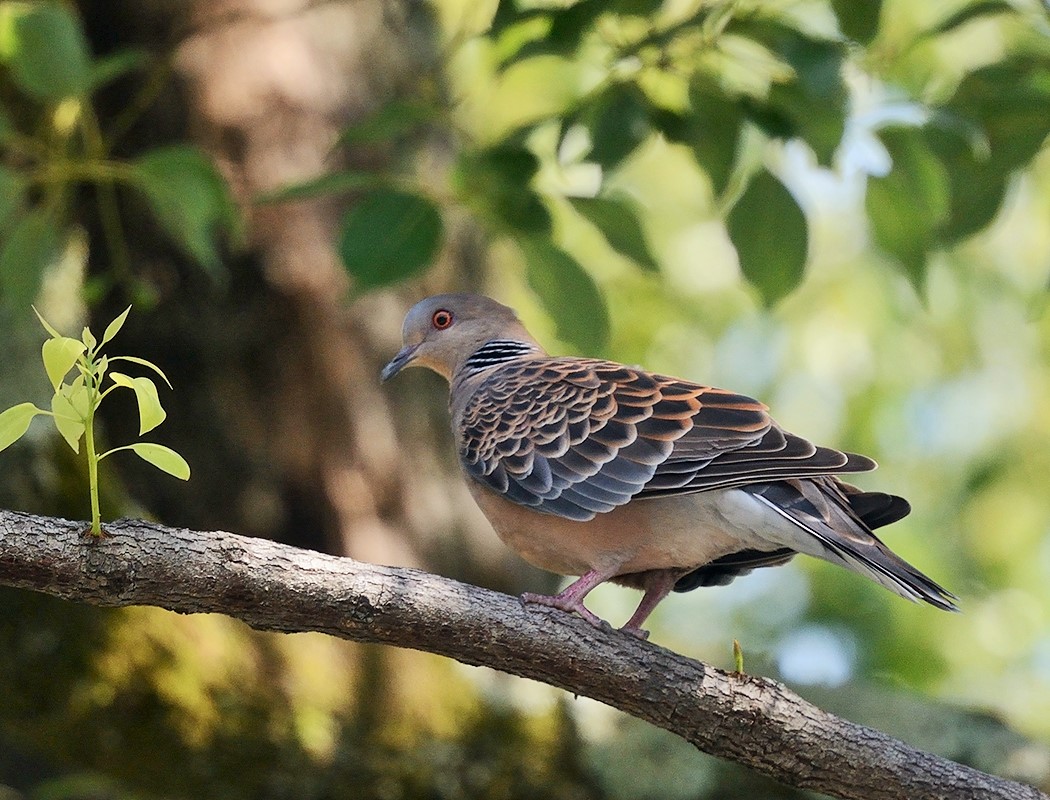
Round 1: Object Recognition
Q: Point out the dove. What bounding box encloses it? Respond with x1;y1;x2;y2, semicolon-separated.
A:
381;293;957;637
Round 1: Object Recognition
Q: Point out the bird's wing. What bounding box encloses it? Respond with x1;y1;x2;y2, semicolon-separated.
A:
457;357;872;522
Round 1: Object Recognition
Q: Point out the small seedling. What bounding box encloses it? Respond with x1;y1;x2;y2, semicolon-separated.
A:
0;306;189;536
733;639;745;674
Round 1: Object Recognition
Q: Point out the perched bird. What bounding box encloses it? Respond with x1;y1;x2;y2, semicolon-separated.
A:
382;294;957;637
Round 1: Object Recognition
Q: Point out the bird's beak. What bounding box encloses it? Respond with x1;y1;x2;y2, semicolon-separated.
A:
380;343;421;382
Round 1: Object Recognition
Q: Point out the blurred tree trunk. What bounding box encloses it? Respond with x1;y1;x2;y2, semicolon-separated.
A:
79;0;548;595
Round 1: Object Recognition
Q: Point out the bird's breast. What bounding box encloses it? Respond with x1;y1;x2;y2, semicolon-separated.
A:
465;478;774;578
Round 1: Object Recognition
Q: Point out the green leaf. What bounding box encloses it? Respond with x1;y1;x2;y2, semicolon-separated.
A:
337;189;443;290
568;196;658;271
41;336;85;390
101;306;132;346
254;171;380;205
0;2;92;100
118;442;190;480
131;145;237;275
33;306;62;338
338;99;436;145
518;237;608;353
919;0;1015;39
654;81;744;197
88;47;148;91
0;210;62;308
51;387;85;453
580;84;651;172
865;126;949;286
108;355;172;388
729;20;847;165
0;166;27;233
727;169;809;304
830;0;882;44
455;146;551;235
931;57;1050;243
109;372;166;435
0;402;43;452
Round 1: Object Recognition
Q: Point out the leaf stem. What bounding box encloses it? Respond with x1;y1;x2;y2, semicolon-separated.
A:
83;355;102;536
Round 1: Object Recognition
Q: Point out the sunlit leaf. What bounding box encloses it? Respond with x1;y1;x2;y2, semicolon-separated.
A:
131;145;237;275
0;402;43;452
109;372;166;435
338;189;443;290
569;196;658;271
50;389;85;453
866;126;948;286
727;169;808;304
108;355;172;388
0;2;92;100
33;306;62;339
918;0;1015;39
41;336;86;390
112;442;190;480
101;306;132;346
0;210;61;308
518;236;608;353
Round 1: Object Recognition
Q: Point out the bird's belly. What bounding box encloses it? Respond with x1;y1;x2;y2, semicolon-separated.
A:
467;481;779;577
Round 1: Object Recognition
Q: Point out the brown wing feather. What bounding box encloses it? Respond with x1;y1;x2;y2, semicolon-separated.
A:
458;357;874;522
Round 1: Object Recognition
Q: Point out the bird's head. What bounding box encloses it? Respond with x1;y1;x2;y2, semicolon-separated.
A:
381;294;540;382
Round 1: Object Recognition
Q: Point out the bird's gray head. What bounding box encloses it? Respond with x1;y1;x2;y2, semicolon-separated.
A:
381;293;541;382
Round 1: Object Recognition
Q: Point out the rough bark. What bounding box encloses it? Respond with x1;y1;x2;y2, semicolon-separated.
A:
0;509;1042;800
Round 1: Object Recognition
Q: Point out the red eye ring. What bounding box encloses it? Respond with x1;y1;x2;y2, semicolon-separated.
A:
432;309;454;330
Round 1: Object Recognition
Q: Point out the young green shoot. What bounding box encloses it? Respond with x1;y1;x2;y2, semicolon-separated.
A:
0;306;189;536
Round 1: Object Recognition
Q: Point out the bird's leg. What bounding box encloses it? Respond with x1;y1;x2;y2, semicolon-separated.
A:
521;566;620;630
619;570;681;640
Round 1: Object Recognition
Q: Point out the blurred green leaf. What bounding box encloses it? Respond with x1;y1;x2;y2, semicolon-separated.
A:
131;145;236;275
109;355;172;389
88;47;148;91
580;84;651;172
255;171;380;204
339;99;437;145
0;210;61;308
338;188;443;290
0;402;43;452
727;169;808;304
0;2;92;100
0;166;26;233
654;82;743;197
109;372;165;435
109;442;190;480
730;19;847;165
456;145;551;234
928;57;1050;244
519;236;608;352
830;0;882;43
918;0;1015;39
866;126;949;286
569;196;658;271
41;336;85;390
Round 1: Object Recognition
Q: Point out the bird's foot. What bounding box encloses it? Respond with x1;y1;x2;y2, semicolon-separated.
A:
618;624;651;641
521;591;612;632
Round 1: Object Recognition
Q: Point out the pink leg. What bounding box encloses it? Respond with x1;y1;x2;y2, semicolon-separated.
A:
521;567;619;630
620;570;680;640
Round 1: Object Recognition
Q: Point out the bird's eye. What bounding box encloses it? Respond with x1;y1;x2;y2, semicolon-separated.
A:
432;309;454;330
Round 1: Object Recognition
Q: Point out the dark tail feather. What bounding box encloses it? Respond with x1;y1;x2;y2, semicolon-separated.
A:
674;547;796;592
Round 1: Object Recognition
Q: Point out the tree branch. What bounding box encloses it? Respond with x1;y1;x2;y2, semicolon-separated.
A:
0;509;1042;800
